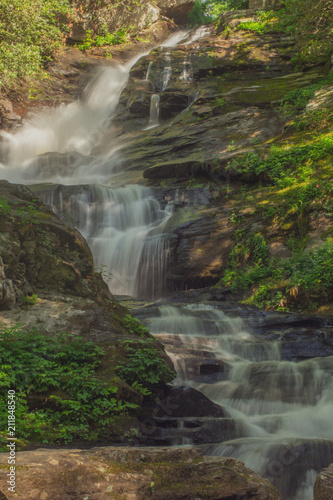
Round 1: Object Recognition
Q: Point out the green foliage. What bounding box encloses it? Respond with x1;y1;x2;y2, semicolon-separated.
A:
188;0;248;26
118;313;150;337
273;0;333;67
0;195;43;225
229;135;333;186
0;327;138;444
188;0;211;27
19;294;38;306
221;229;333;310
78;28;127;51
0;0;73;90
280;87;317;113
187;179;206;188
116;339;176;390
236;20;266;35
295;107;333;131
0;196;11;215
213;97;227;109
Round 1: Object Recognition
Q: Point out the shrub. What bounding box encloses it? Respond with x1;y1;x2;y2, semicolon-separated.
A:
0;327;138;444
116;339;176;390
0;0;73;90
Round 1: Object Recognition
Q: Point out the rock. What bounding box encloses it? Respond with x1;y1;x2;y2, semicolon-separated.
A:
314;463;333;500
155;385;226;417
0;180;103;307
0;278;16;310
0;98;21;129
69;0;161;43
156;0;195;24
24;151;94;180
0;446;281;499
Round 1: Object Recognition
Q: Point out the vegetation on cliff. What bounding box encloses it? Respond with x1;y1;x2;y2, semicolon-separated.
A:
0;322;174;447
0;0;73;90
213;10;333;312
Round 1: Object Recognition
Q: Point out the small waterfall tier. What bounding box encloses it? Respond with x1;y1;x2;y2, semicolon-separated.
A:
37;184;171;298
140;303;333;500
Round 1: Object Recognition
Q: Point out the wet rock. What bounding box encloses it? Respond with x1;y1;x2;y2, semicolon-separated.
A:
24;151;94;180
155;385;226;418
0;446;281;500
138;416;236;445
314;463;333;500
164;206;234;289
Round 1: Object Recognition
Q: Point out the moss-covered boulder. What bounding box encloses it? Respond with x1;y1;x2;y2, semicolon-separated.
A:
0;446;281;499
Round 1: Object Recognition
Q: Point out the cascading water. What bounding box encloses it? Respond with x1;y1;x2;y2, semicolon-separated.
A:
148;94;161;129
180;57;193;83
143;303;333;500
37;184;171;297
0;24;330;499
0;31;204;297
145;61;153;81
0;64;132;178
162;52;172;91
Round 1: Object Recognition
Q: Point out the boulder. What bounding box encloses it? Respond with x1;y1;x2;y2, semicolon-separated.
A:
0;446;281;499
156;0;195;24
68;0;161;43
155;385;226;417
314;464;333;500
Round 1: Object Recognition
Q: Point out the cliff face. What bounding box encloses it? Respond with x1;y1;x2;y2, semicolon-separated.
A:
68;0;195;43
108;10;333;313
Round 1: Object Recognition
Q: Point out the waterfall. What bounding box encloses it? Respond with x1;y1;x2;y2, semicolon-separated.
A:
144;303;333;500
1;25;332;500
0;65;131;176
180;57;193;83
0;36;188;297
38;184;171;298
148;94;160;128
145;61;153;81
162;52;172;91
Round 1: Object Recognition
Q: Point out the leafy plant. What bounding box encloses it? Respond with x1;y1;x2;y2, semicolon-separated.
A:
19;294;38;306
118;314;150;337
0;0;74;90
116;339;176;390
0;327;138;444
78;28;127;51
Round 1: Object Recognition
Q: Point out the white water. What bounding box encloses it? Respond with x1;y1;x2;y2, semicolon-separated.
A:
148;94;160;128
0;64;133;180
162;52;172;91
0;32;193;297
145;61;153;81
180;57;193;83
146;304;333;499
0;24;331;498
38;184;171;297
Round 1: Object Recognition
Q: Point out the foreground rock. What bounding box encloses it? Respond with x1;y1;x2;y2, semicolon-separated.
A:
314;463;333;500
0;447;281;500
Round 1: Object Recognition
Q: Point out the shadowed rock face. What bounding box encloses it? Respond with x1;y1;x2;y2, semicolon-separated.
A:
156;0;195;24
0;179;130;343
314;463;333;500
0;180;109;308
0;446;281;500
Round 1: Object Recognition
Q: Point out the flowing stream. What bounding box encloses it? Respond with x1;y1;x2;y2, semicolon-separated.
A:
145;304;333;499
0;26;332;499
